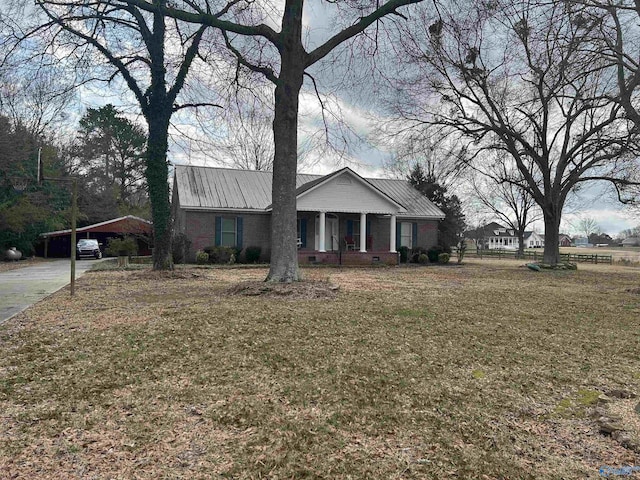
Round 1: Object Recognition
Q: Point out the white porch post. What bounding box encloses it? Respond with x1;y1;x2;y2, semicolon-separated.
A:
360;213;367;252
390;214;397;252
319;211;326;252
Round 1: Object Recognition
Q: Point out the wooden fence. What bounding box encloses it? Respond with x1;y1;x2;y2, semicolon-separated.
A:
457;249;612;265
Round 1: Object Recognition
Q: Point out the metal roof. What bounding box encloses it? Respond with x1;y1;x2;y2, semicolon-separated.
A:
175;165;445;219
40;215;152;238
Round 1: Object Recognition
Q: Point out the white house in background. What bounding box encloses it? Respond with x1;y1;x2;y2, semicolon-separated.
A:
524;231;545;248
477;222;545;250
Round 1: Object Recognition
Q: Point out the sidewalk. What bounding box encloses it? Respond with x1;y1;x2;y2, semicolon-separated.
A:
0;259;100;324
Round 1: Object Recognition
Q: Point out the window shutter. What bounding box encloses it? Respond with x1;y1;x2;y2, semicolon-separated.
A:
236;217;243;248
215;216;221;246
412;222;418;248
346;220;353;237
366;220;371;235
300;218;307;248
396;221;401;248
366;220;372;249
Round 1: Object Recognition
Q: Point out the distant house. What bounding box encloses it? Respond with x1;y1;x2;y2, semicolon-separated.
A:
467;222;544;250
573;237;593;248
622;237;640;247
558;234;572;247
172;165;445;264
524;231;545;248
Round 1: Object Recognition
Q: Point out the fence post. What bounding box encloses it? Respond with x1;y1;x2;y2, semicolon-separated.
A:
595;254;598;264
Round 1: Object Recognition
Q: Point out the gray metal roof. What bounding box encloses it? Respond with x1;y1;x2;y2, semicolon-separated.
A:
174;165;445;219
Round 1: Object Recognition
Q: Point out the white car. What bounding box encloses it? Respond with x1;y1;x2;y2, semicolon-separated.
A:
76;239;102;259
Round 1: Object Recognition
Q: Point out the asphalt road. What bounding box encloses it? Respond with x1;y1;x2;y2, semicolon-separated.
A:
0;259;101;324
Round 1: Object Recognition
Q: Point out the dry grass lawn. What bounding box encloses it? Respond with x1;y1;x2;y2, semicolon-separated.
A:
1;259;640;479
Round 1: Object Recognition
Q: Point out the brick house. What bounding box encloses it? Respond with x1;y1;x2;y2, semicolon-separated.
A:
172;165;445;265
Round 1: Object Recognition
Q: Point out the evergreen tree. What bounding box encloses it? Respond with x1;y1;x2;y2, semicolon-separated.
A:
408;164;466;249
72;105;149;224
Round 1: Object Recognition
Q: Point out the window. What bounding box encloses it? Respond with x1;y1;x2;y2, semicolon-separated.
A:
216;216;243;248
353;220;361;248
221;218;236;247
400;222;413;248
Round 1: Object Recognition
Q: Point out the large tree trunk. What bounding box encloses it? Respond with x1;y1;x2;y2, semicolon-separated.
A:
266;1;304;282
146;110;173;271
542;204;561;265
517;230;525;259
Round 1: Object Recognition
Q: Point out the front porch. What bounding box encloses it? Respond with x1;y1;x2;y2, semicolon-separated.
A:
298;249;399;266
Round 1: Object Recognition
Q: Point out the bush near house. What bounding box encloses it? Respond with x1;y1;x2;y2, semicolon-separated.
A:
244;246;262;264
427;245;446;263
410;247;428;263
105;236;138;257
438;253;450;264
398;246;409;263
204;246;237;264
195;250;209;264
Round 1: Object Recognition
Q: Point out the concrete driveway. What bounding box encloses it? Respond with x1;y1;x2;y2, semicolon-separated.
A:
0;259;102;324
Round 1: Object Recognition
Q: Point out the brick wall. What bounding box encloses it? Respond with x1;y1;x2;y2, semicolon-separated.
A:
181;210;271;261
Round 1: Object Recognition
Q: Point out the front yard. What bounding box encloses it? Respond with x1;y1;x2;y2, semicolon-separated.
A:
1;260;639;478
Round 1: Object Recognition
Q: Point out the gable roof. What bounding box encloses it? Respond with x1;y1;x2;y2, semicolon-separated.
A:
174;165;445;219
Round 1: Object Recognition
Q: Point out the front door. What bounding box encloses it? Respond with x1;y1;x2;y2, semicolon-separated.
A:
315;214;339;251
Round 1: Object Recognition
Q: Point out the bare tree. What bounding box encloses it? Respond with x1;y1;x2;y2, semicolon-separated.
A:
575;216;601;240
0;61;74;138
586;0;640;128
390;0;640;264
125;0;426;282
470;156;541;258
1;0;223;270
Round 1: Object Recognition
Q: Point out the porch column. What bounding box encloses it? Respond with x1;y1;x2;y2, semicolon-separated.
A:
390;214;397;252
319;211;326;252
360;213;367;252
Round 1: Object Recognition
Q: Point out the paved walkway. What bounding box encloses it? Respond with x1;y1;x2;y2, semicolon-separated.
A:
0;259;101;324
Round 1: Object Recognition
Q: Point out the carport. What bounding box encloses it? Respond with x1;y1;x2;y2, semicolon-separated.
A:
39;215;153;258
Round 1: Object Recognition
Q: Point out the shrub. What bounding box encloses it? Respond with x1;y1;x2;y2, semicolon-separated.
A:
418;253;429;264
171;233;192;264
245;246;261;264
410;247;428;263
195;250;209;264
204;245;236;264
398;246;409;263
438;252;450;264
427;245;445;263
106;236;138;257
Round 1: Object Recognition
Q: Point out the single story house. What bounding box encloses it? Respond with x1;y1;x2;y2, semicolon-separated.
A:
38;215;153;257
172;165;446;265
558;234;572;247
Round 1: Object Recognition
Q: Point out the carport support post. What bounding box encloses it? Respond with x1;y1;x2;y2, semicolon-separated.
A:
70;178;77;296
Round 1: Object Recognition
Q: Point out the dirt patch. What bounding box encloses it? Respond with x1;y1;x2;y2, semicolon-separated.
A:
128;269;204;280
225;280;339;299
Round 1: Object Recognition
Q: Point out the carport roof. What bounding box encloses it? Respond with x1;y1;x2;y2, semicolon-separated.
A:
40;215;152;238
